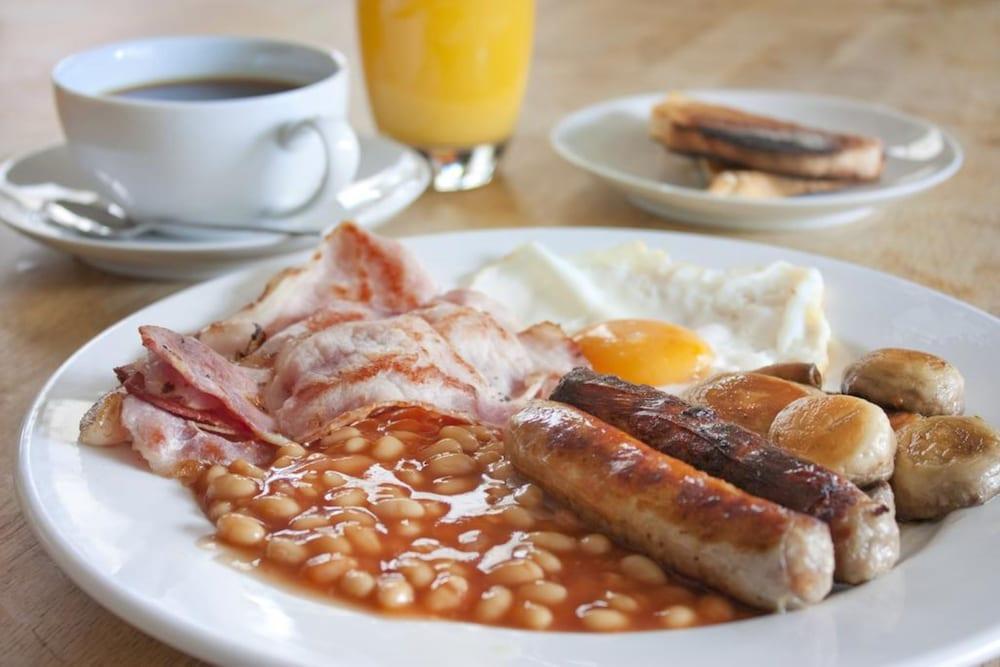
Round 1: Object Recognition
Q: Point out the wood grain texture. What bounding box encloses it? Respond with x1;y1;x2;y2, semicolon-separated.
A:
0;0;996;663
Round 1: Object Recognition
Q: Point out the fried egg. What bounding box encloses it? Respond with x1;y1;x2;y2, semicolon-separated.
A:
468;241;830;388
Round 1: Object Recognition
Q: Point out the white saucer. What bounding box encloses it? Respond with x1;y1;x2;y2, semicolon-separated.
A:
0;135;430;280
550;90;963;231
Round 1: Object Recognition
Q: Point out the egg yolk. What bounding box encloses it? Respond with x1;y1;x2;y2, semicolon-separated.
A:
573;319;714;386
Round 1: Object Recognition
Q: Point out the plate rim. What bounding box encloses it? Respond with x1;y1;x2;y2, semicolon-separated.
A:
15;225;1000;667
549;88;964;209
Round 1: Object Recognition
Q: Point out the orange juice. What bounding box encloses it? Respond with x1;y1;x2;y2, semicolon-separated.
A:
357;0;534;148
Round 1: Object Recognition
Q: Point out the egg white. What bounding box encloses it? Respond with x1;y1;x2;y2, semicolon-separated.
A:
468;241;831;387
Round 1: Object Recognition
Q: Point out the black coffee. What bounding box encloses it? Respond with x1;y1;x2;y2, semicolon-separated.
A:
110;77;301;101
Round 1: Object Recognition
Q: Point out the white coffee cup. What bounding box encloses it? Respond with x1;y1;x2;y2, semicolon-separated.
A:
52;35;360;227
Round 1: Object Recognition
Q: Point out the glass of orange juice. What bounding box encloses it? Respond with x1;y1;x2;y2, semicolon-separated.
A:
357;0;535;191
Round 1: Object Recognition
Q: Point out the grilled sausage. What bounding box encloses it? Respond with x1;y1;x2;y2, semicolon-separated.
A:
506;401;834;610
551;368;899;584
753;362;824;389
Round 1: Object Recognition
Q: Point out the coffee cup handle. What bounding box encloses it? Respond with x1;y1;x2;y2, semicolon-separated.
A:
268;116;360;218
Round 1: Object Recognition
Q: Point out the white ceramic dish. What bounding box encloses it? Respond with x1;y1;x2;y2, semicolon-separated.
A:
550;90;963;231
0;135;430;280
17;227;1000;666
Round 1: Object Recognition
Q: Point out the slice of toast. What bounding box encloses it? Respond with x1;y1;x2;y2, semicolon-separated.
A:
651;93;884;181
698;159;849;198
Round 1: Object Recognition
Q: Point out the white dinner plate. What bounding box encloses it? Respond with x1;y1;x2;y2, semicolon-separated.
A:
551;90;962;231
0;135;430;280
16;227;1000;666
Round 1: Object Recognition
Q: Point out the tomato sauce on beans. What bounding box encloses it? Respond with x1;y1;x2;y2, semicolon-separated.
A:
188;405;757;631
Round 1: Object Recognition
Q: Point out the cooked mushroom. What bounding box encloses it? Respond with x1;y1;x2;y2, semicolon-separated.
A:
841;348;964;416
885;410;921;432
752;362;823;389
684;372;822;437
768;394;896;486
79;389;130;446
892;416;1000;520
864;480;896;520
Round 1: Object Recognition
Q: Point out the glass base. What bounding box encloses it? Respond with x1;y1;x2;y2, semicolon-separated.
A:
419;142;506;192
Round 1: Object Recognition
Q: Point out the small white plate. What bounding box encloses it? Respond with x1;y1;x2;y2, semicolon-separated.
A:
0;135;430;280
15;227;1000;666
551;90;963;231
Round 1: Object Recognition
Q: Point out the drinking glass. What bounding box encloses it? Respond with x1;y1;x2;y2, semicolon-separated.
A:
357;0;535;191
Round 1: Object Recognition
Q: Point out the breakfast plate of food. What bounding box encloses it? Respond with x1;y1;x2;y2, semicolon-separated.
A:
16;224;1000;666
550;90;962;230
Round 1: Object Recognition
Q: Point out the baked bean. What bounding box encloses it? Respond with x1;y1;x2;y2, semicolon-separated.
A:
376;485;407;499
500;506;535;530
517;581;567;605
342;436;369;454
217;513;266;546
468;425;495;441
373;498;426;520
658;605;697;629
473;450;502;466
527;531;577;553
304;553;356;585
207;500;233;522
328;455;375;476
475;585;514;622
321;427;361;447
528;548;563;574
376;575;415;609
328;487;367;507
424;575;468;612
331;508;377;527
439;425;479;452
371;435;405;460
271;455;295;469
201;464;227;486
251;494;301;522
397;558;435;588
426;452;477;478
419;500;449;518
487;559;544;586
620;554;667;585
290;513;329;530
431;476;479;495
276;443;307;459
340;569;376;598
208;473;258;500
698;595;735;623
513;601;553;630
487;460;514;480
344;523;382;555
265;537;309;567
309;534;353;555
320;470;347;489
606;592;640;613
395;468;425;488
581;607;629;632
580;534;612;556
229;458;266;479
389;429;422;442
514;483;544;509
395;519;424;538
423;438;464;458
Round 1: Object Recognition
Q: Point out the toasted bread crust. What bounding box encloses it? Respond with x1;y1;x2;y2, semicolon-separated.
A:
651;94;884;181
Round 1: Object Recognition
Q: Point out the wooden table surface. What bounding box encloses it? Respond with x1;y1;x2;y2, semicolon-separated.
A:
2;0;997;664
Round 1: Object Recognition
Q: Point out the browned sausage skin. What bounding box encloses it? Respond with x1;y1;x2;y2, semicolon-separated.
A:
550;368;899;584
506;401;834;611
